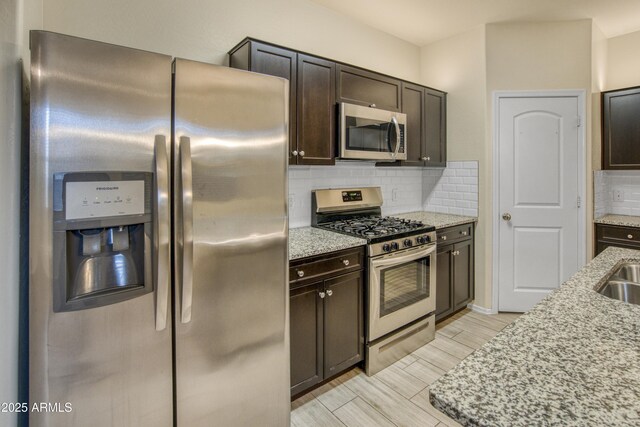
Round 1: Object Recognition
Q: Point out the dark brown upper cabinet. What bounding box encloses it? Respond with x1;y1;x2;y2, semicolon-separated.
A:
378;83;447;167
336;64;402;112
602;86;640;169
228;39;335;165
424;88;447;167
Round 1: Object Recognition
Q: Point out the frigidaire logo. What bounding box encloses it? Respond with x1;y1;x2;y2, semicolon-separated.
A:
96;186;119;191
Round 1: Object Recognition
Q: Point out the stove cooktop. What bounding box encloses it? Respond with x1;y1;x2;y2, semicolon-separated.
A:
317;215;435;243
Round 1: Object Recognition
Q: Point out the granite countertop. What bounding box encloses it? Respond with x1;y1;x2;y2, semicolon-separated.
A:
289;227;366;260
430;246;640;427
394;211;477;229
594;214;640;228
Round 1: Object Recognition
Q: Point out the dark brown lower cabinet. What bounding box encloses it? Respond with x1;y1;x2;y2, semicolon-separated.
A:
289;247;364;397
595;223;640;255
435;224;475;322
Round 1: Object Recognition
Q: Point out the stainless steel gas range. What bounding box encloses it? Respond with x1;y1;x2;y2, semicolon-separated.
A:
312;187;436;375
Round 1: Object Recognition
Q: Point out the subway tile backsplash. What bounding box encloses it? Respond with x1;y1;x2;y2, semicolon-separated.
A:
288;161;479;228
594;170;640;218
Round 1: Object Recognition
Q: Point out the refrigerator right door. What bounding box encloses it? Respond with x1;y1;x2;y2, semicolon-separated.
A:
173;59;290;426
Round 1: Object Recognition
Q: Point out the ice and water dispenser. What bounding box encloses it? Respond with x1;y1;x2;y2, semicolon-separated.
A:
52;172;153;311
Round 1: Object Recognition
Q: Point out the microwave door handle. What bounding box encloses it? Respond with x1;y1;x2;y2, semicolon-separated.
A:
154;135;170;331
180;136;194;324
391;116;401;159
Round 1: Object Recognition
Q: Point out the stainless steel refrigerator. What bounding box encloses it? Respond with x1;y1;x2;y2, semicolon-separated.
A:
29;31;290;427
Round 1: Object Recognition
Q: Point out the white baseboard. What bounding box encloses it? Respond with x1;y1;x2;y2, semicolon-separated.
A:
467;303;497;315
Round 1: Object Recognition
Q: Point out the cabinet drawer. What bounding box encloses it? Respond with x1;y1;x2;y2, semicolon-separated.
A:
436;223;473;245
596;224;640;244
290;248;364;287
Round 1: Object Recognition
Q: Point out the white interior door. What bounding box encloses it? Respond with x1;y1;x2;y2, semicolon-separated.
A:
497;96;581;312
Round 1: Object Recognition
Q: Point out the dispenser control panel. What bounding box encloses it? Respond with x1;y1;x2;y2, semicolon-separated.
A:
65;180;145;220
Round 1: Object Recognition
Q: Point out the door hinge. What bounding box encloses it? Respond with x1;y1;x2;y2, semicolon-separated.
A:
577;196;581;208
577;115;582;127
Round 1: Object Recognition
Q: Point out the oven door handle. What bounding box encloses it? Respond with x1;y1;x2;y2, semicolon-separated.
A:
371;245;435;269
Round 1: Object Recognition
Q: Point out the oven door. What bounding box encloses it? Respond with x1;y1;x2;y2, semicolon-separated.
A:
368;244;436;341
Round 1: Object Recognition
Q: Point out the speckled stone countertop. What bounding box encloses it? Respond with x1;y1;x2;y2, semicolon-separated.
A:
394;211;477;229
595;214;640;228
429;246;640;427
289;227;366;261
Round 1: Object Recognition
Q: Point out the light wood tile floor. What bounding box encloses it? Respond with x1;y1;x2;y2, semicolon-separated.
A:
291;309;521;427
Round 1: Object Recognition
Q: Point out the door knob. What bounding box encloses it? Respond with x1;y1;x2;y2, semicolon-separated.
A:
326;290;333;297
319;291;326;299
299;151;305;157
292;150;298;156
502;213;512;221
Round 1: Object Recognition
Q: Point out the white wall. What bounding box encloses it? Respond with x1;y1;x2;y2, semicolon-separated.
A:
41;0;420;82
0;0;25;424
606;29;640;91
419;27;489;307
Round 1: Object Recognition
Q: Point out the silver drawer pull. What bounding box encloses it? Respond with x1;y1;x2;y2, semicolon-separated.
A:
343;259;350;266
461;231;468;236
441;235;447;241
326;290;333;297
297;270;305;278
319;291;326;299
628;234;634;239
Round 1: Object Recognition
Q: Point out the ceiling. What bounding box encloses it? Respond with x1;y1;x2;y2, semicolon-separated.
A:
311;0;640;46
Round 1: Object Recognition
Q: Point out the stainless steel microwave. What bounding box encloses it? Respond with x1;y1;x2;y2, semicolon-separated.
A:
339;102;407;161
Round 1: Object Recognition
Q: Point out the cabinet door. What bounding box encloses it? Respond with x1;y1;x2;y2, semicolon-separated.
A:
436;244;453;321
336;64;401;112
424;88;446;167
323;271;364;378
297;54;336;165
453;239;474;311
602;87;640;169
250;42;298;164
290;281;323;396
400;82;426;166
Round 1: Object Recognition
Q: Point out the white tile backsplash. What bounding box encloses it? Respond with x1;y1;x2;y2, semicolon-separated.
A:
288;160;479;228
594;170;640;218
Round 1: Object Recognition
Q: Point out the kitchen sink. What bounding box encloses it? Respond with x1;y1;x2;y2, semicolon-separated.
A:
609;263;640;282
599;280;640;305
599;263;640;305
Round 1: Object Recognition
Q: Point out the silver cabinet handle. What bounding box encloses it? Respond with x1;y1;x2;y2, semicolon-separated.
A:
628;234;634;239
441;235;447;241
461;231;468;236
299;150;305;157
343;259;350;266
502;213;512;221
421;156;427;161
292;150;298;156
370;103;376;108
427;156;431;161
297;270;305;278
319;291;326;299
391;116;401;159
180;136;194;324
154;135;170;332
326;289;333;296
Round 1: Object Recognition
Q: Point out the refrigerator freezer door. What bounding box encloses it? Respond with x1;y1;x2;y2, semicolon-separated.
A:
173;59;290;426
29;32;173;426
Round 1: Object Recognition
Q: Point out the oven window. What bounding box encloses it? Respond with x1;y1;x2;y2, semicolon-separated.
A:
379;256;429;317
345;116;394;153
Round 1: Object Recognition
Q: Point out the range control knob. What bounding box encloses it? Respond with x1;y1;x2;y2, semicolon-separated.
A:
404;239;413;247
382;243;391;252
391;242;399;251
416;236;424;244
423;235;431;243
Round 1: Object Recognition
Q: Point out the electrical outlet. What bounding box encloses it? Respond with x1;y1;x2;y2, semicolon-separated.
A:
391;188;398;202
288;195;295;207
613;190;624;202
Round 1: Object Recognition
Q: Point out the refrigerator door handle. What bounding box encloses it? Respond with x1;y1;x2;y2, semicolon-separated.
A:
180;136;194;324
154;135;171;331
